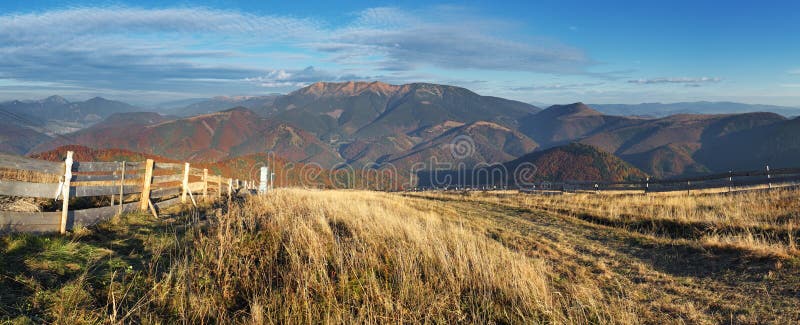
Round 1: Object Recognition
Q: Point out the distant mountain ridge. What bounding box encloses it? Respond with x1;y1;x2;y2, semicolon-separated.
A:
0;95;141;124
166;95;280;117
9;82;800;182
590;101;800;118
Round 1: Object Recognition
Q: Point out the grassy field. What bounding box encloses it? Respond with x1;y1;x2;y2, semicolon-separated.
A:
1;188;799;323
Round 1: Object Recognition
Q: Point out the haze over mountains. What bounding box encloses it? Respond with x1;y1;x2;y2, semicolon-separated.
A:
4;81;800;182
590;102;800;118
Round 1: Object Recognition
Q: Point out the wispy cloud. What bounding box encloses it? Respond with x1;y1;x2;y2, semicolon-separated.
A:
325;7;591;73
245;66;376;88
0;5;593;101
790;69;800;75
511;82;604;91
627;77;721;85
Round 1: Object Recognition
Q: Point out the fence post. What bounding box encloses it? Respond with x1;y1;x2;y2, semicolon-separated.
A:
216;175;222;199
645;177;649;194
140;159;154;211
203;169;208;201
228;178;233;201
260;167;268;194
687;180;691;196
59;151;74;234
766;164;771;189
270;172;275;191
728;170;733;192
118;161;126;215
181;162;190;204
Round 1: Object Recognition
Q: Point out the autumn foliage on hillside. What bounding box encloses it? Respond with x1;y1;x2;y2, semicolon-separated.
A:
30;145;178;163
506;143;648;182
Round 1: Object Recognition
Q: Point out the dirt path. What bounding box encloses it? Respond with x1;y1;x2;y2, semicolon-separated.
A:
403;193;800;324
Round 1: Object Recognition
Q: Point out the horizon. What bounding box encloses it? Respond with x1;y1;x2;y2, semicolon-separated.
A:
4;81;800;110
1;1;799;106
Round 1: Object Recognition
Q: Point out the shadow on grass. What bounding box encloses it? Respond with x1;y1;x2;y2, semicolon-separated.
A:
0;199;225;323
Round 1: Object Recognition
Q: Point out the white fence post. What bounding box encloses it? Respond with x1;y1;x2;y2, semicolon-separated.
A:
766;164;772;188
181;162;190;203
260;166;268;194
59;151;74;234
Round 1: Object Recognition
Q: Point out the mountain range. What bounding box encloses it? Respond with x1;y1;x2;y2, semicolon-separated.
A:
3;81;800;183
590;102;800;118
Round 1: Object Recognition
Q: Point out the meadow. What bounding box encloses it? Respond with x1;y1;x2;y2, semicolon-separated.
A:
1;188;798;324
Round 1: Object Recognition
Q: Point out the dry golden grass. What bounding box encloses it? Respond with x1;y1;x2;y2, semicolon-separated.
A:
5;188;800;323
414;188;800;259
158;189;637;323
1;189;639;324
404;189;800;323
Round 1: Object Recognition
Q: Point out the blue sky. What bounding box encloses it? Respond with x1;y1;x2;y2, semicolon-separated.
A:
1;0;799;106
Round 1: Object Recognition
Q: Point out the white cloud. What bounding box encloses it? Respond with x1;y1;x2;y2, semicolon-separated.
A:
245;66;375;88
627;77;721;85
0;5;593;98
511;82;604;91
329;7;590;73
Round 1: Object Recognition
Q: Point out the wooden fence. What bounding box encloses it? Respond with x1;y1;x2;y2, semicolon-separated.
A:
520;166;800;195
0;151;260;234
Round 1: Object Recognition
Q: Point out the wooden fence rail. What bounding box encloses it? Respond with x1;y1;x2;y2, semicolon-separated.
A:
520;165;800;195
0;151;240;234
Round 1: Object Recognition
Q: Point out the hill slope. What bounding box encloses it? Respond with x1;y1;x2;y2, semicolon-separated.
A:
268;81;540;140
504;143;648;183
33;108;343;167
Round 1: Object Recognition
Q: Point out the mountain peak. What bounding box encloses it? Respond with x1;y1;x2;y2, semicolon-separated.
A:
42;95;69;104
543;102;601;117
299;81;401;97
86;96;109;103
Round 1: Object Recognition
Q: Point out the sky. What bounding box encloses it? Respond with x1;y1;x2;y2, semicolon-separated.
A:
1;0;799;107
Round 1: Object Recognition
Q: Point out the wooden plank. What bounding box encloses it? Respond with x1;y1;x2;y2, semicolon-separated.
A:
140;159;154;211
0;180;61;198
187;181;205;192
152;173;183;184
150;186;181;199
74;173;120;182
72;161;119;173
155;197;181;210
71;202;138;227
0;210;61;225
72;185;141;197
0;223;60;233
154;162;184;170
124;161;145;170
0;152;64;175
